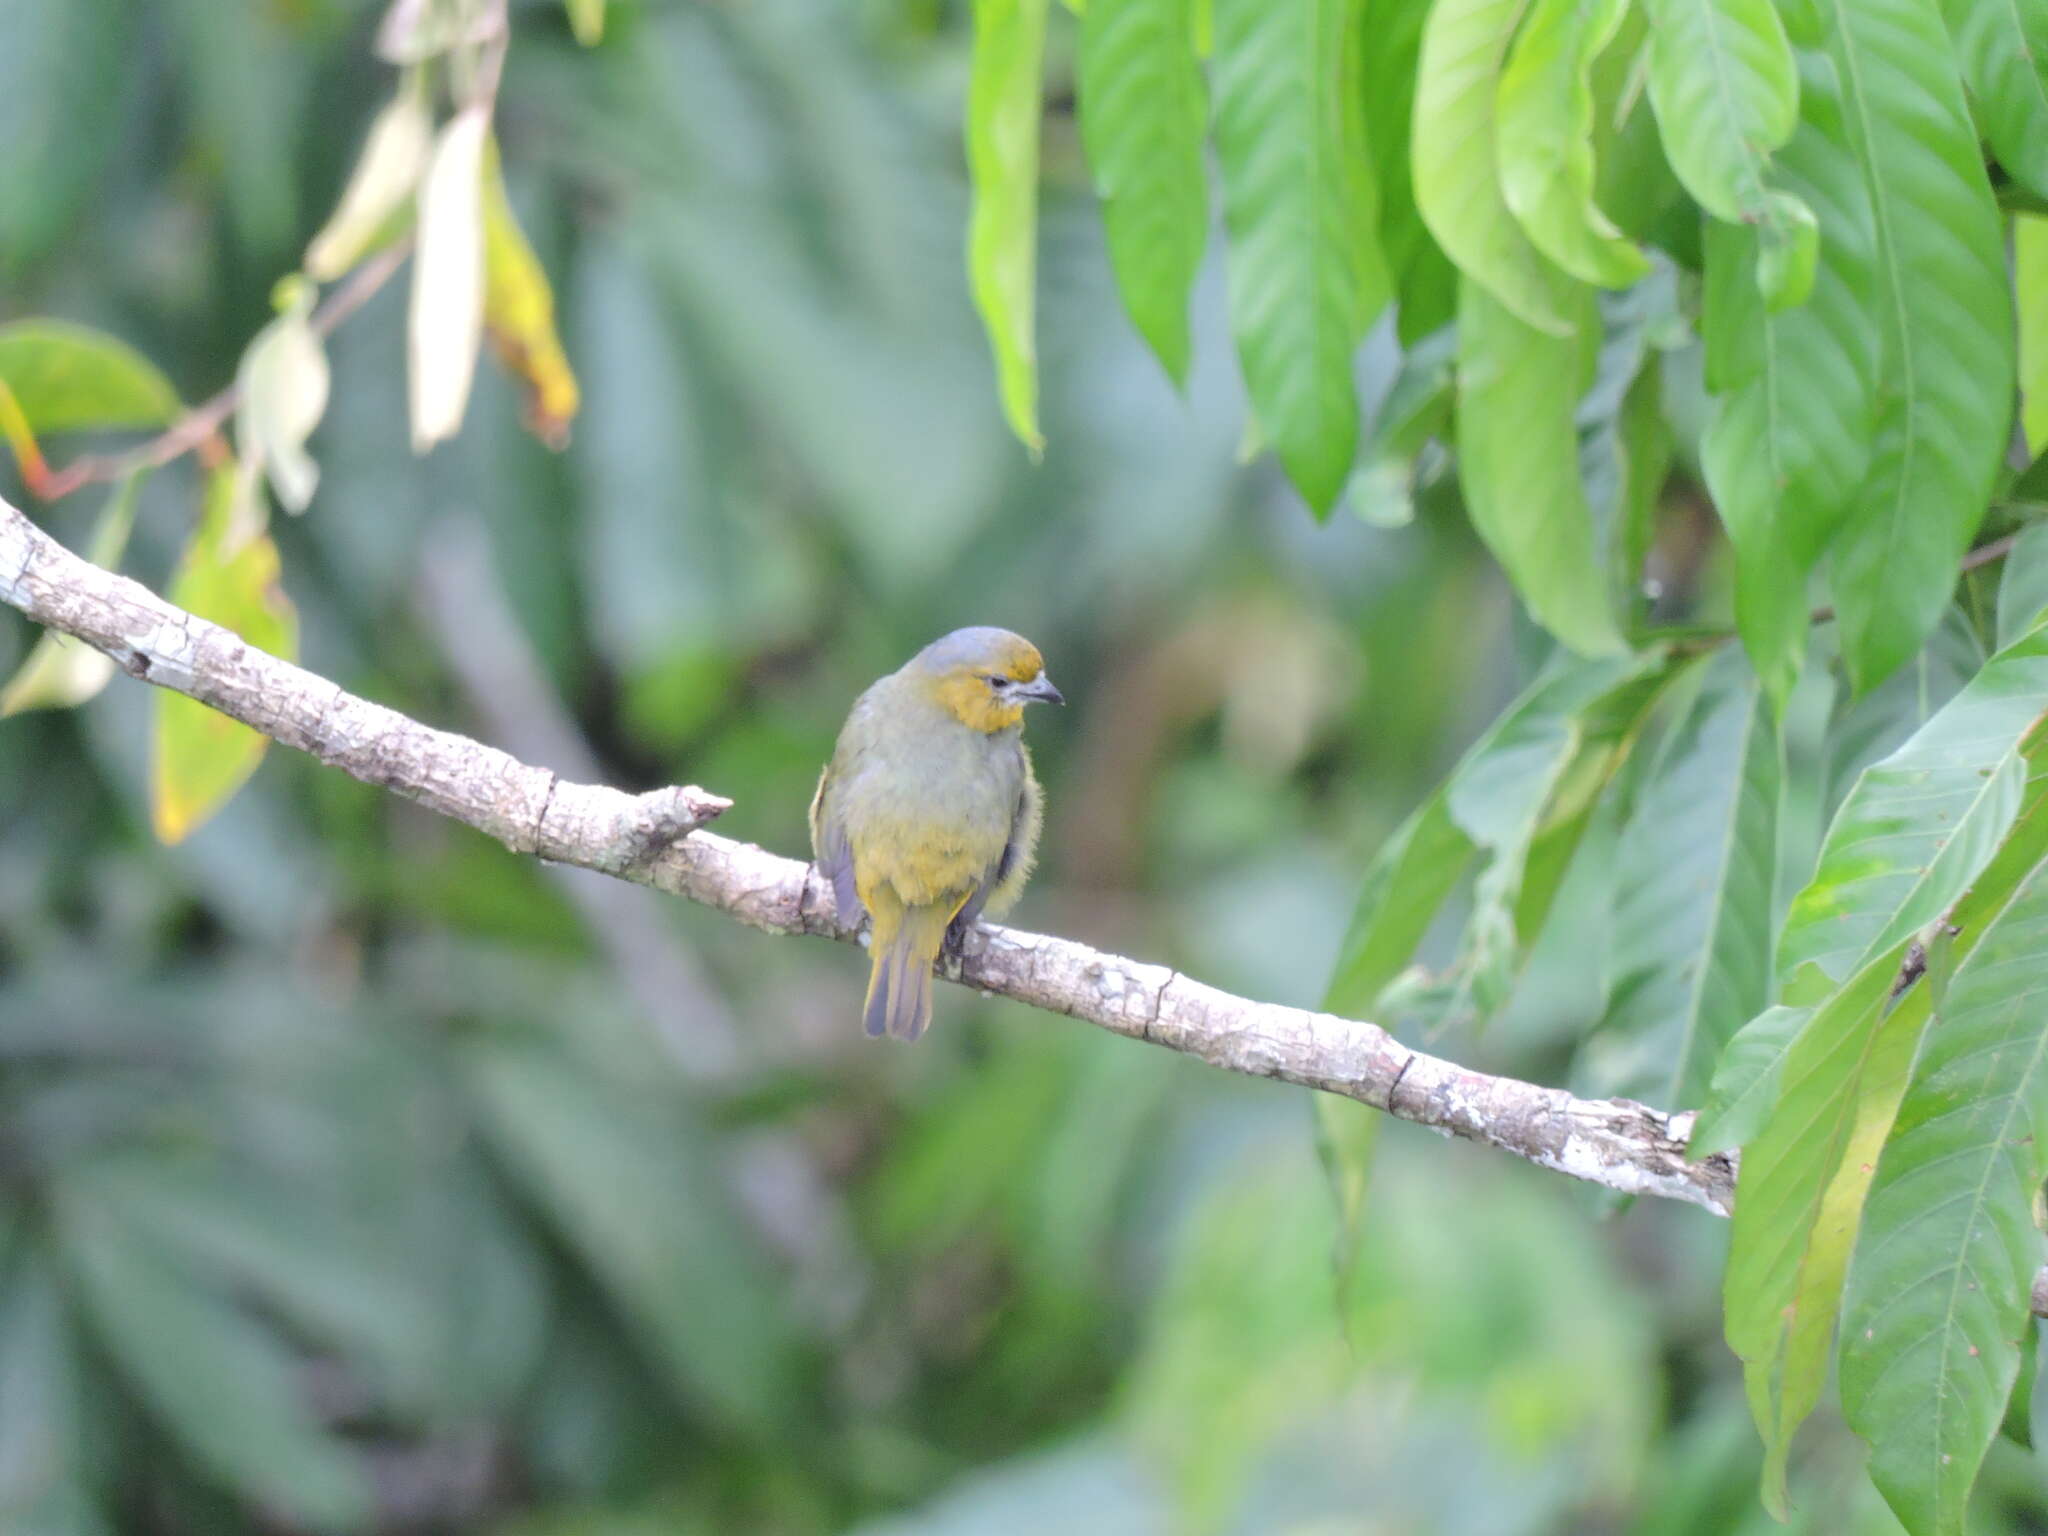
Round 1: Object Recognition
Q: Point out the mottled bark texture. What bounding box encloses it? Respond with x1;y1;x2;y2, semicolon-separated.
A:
2;491;1734;1214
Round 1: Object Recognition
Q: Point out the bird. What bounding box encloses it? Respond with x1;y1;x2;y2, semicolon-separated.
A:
810;627;1063;1041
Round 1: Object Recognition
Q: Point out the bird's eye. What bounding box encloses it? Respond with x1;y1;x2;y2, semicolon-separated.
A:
985;674;1011;689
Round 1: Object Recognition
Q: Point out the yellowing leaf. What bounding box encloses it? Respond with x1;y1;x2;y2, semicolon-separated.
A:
234;281;330;515
482;140;579;449
408;105;489;454
966;0;1051;454
2020;214;2048;457
303;78;431;281
151;468;298;844
0;472;144;715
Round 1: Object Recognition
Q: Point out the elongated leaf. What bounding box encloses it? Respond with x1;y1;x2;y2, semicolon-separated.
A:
1078;0;1208;385
0;1243;98;1533
1413;0;1573;332
1841;807;2048;1534
303;78;430;281
1689;1003;1811;1157
1323;787;1475;1016
1582;648;1779;1106
1365;0;1457;340
482;139;580;449
1457;276;1625;654
1998;522;2048;649
565;0;606;45
2019;216;2048;457
1941;0;2048;199
234;280;329;514
57;1173;368;1530
1699;48;1879;712
1213;0;1386;511
0;472;143;715
966;0;1050;453
409;104;489;453
0;320;179;434
1724;934;1924;1515
463;1037;801;1435
151;468;298;845
1641;0;1805;283
1777;626;2048;998
1497;0;1651;288
1822;0;2013;691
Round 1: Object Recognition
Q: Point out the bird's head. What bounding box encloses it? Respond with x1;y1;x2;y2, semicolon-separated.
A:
909;626;1064;733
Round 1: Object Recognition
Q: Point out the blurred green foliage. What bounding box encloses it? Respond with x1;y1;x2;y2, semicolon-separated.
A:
6;2;2048;1534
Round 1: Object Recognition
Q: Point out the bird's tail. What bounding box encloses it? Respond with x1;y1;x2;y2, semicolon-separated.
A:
863;898;958;1042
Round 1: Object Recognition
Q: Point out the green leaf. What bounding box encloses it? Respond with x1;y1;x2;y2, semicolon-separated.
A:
0;0;127;269
1840;826;2048;1534
1822;0;2014;692
1212;0;1387;511
1413;0;1575;332
1496;0;1652;289
1323;786;1477;1016
0;472;143;716
2003;1321;2040;1450
1689;1003;1812;1157
966;0;1050;454
1723;933;1926;1516
2019;215;2048;457
1457;276;1626;655
0;1242;103;1535
57;1171;369;1531
1363;0;1458;341
1777;626;2048;998
1581;648;1780;1106
0;320;180;434
1699;48;1879;712
565;0;607;45
462;1036;801;1435
151;467;298;845
1941;0;2048;200
1997;522;2048;648
1641;0;1810;305
1078;0;1208;386
1345;324;1455;528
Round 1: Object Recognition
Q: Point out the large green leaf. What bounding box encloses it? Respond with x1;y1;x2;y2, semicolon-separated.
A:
1940;0;2048;199
1821;0;2014;691
1078;0;1208;385
1723;933;1926;1515
966;0;1050;452
1699;49;1879;712
1212;0;1387;512
1777;626;2048;999
1413;0;1574;333
1457;276;1625;655
2020;215;2048;458
0;1242;103;1536
57;1170;369;1531
1581;648;1780;1107
1322;787;1475;1017
1840;806;2048;1534
1689;1002;1811;1157
1495;0;1651;289
0;321;180;435
463;1035;801;1436
1641;0;1811;304
1364;0;1457;340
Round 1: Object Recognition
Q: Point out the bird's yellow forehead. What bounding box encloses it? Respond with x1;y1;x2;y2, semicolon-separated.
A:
990;639;1045;682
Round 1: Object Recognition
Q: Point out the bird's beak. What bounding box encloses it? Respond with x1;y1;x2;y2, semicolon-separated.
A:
1019;674;1065;705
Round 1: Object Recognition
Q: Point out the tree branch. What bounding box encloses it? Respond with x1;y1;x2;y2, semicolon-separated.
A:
1;489;1736;1213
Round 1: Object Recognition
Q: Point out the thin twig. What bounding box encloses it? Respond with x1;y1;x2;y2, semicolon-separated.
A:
32;240;414;501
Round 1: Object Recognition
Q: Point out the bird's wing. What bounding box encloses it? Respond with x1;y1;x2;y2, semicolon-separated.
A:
808;765;863;923
956;764;1041;929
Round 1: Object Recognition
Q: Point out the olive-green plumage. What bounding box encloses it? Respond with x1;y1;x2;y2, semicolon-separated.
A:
810;627;1061;1041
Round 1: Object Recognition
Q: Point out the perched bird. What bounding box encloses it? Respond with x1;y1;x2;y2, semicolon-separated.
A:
810;627;1063;1040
